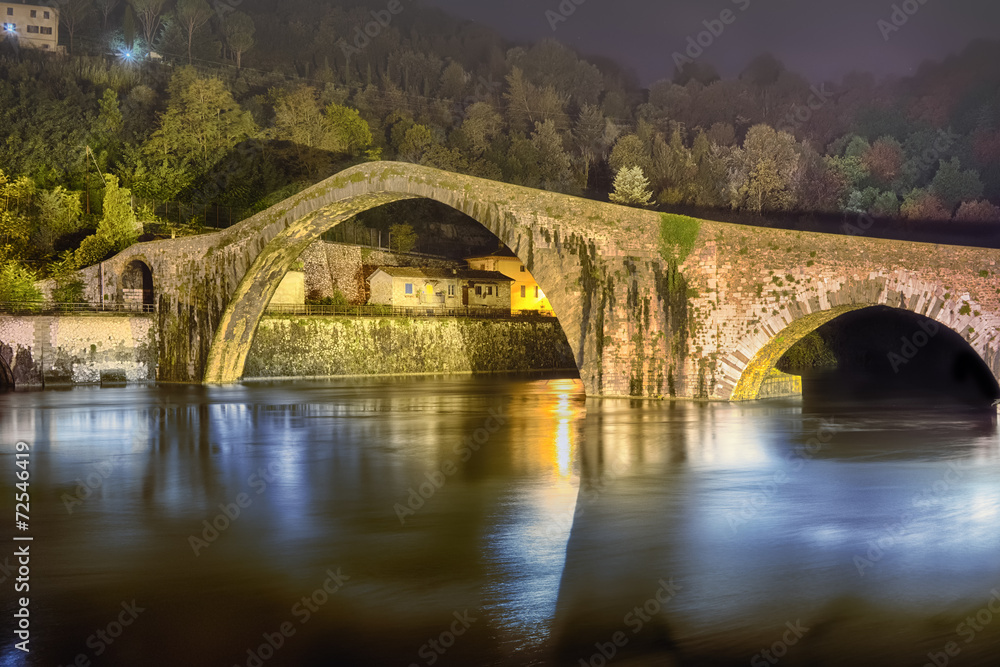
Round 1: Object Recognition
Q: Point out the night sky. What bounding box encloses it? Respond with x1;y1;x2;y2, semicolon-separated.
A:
419;0;1000;84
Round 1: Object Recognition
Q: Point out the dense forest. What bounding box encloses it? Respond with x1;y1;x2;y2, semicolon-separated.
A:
1;0;999;300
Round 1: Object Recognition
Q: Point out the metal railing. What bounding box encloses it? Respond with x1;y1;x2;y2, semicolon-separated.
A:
264;304;556;320
0;302;157;315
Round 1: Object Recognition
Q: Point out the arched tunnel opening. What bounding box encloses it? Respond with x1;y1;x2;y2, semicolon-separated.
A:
777;306;1000;410
243;198;581;383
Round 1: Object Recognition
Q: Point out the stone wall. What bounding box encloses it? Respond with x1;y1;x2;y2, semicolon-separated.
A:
0;315;157;386
299;241;464;303
243;316;576;378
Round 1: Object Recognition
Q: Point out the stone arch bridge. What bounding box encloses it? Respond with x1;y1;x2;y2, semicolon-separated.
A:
64;162;1000;400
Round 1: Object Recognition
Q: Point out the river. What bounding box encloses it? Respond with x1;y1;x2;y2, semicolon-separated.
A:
1;375;999;666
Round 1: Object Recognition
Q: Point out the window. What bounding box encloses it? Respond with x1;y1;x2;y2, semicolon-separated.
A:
486;286;493;296
26;24;37;33
519;266;525;272
30;10;36;17
43;11;49;18
404;283;413;295
448;285;455;297
535;286;540;298
40;26;51;34
520;286;526;298
5;8;11;15
475;285;482;296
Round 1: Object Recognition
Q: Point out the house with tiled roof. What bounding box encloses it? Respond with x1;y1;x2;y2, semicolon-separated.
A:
367;267;513;311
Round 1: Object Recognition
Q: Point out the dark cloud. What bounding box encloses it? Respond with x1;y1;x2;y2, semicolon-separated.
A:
417;0;1000;84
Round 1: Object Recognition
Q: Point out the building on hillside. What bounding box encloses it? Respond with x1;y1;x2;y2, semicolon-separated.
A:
0;2;59;52
367;267;512;311
465;250;554;315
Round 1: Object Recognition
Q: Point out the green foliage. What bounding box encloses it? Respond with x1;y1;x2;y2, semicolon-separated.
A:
0;261;43;303
74;233;114;268
931;157;984;212
960;304;972;315
96;175;139;250
311;289;349;307
324;103;373;156
732;125;799;213
389;223;418;254
658;213;701;267
609;166;653;206
222;11;256;68
145;68;258;174
51;275;86;304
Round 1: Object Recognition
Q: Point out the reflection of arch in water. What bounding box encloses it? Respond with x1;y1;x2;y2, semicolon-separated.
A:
121;260;155;308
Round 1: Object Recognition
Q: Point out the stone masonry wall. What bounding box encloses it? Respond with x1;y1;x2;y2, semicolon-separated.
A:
0;315;157;386
680;222;1000;399
244;316;576;378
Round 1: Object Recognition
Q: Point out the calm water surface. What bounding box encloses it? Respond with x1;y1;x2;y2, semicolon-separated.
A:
1;375;999;666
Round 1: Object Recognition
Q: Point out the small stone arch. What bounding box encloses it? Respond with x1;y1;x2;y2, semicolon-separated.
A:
121;259;155;310
722;277;1000;401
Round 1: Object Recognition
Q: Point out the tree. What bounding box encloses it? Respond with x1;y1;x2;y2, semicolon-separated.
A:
95;174;139;251
458;103;504;157
862;137;904;188
900;189;950;221
35;186;83;254
572;104;611;186
0;261;42;303
129;0;168;56
531;120;573;192
954;200;1000;222
389;223;417;254
398;124;433;162
73;175;138;268
175;0;213;64
609;166;653;207
609;134;652;176
223;11;255;69
930;157;984;212
324;103;373;156
731;124;799;213
271;87;326;148
95;0;120;31
503;67;568;135
59;0;93;55
0;171;34;261
145;68;258;174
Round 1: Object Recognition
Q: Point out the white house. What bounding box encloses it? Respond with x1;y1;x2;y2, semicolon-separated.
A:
1;1;59;52
367;267;513;311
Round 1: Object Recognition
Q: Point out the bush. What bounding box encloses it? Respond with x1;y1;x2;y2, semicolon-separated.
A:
311;288;350;307
0;261;43;303
74;233;114;268
51;276;85;304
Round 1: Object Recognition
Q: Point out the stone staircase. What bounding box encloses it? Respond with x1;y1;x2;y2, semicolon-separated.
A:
32;317;52;386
